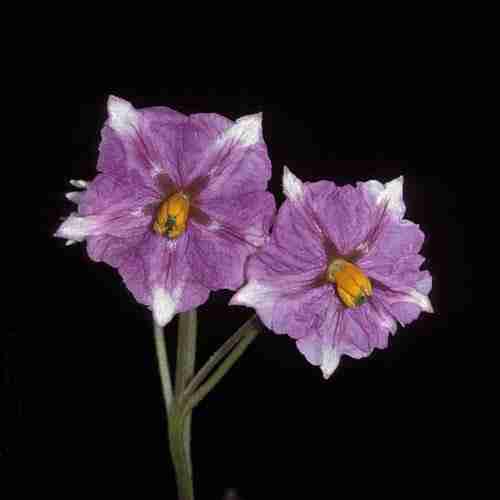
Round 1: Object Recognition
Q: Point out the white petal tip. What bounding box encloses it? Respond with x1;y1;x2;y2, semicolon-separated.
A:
391;288;434;314
364;175;405;217
65;239;77;246
224;113;262;147
282;166;304;202
229;281;268;308
411;289;434;313
65;191;82;203
152;288;176;327
55;214;95;241
69;179;88;189
320;346;341;379
107;95;136;133
384;176;405;216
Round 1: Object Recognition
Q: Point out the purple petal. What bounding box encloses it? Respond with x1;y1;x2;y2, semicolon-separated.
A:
192;113;272;202
232;270;338;340
180;113;235;187
87;229;210;326
312;183;375;255
187;193;275;291
98;96;186;189
78;172;160;216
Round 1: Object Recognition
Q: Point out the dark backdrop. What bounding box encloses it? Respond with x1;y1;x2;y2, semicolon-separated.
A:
22;88;469;498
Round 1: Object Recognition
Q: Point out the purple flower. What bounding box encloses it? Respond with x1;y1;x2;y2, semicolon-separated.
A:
56;96;275;326
231;167;433;378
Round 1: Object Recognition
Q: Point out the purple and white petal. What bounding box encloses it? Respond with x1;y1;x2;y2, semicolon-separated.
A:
362;176;406;219
98;96;186;189
188;192;275;291
193;113;271;202
232;272;336;340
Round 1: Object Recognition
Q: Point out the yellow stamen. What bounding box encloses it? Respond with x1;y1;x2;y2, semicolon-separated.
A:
153;192;190;239
326;258;372;308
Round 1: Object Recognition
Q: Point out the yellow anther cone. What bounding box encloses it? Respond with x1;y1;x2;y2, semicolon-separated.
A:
326;259;372;308
153;192;190;239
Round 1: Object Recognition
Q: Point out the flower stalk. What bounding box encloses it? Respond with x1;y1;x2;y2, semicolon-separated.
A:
153;321;174;411
182;316;261;415
154;311;262;499
168;402;195;500
174;309;198;494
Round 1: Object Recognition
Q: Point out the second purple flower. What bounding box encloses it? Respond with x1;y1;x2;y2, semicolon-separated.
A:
231;167;433;378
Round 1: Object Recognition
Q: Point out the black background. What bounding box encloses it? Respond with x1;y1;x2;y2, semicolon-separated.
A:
18;88;469;498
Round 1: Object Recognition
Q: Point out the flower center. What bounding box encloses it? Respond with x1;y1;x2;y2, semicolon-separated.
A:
153;192;190;239
326;258;372;308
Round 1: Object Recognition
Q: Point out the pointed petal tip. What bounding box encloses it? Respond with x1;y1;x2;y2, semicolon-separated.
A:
69;179;88;189
55;214;92;242
425;298;435;314
226;112;263;146
152;287;176;327
282;166;304;202
228;287;249;307
107;94;130;108
228;294;239;307
320;346;341;379
229;280;268;308
107;95;136;132
65;191;82;203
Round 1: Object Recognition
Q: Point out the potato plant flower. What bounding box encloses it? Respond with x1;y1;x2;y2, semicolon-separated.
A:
56;96;275;326
232;167;433;378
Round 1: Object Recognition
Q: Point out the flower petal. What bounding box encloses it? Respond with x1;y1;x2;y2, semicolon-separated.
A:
98;96;186;188
296;299;398;378
180;113;235;187
69;179;88;189
283;169;376;256
187;192;275;291
373;276;434;327
362;176;405;219
320;344;342;379
56;172;160;243
65;191;82;204
55;212;101;241
283;166;305;202
78;172;159;217
312;183;375;255
231;271;336;340
152;286;176;327
192;113;272;202
87;229;210;323
296;311;343;379
197;191;276;246
296;333;342;379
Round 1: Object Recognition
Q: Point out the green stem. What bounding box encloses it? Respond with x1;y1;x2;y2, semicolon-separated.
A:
183;316;261;416
170;309;197;500
153;321;174;411
175;310;198;396
183;315;257;398
168;404;194;500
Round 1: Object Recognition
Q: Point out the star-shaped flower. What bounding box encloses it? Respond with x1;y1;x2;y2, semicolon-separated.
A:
56;96;275;326
231;167;433;378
